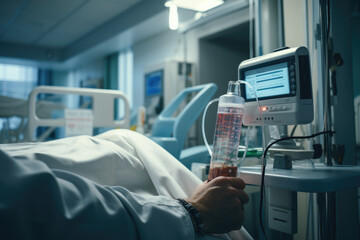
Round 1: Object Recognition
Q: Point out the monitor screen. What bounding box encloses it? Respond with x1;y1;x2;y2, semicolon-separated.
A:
145;70;163;97
244;62;291;101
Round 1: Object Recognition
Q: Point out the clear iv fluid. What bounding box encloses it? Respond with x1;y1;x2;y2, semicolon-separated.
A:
209;107;244;180
212;109;243;162
208;81;244;181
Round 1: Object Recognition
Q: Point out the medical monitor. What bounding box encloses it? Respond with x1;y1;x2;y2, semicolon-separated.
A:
145;70;163;97
238;46;313;126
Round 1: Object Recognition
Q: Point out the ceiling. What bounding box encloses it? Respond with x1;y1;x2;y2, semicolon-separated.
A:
0;0;245;70
0;0;167;69
0;0;141;48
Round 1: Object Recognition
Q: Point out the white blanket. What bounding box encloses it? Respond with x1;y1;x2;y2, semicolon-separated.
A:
1;129;252;240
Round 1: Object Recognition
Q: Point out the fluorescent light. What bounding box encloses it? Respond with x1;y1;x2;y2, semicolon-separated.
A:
166;0;224;12
168;2;179;30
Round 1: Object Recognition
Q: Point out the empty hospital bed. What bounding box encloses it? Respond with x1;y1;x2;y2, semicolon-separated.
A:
0;86;130;142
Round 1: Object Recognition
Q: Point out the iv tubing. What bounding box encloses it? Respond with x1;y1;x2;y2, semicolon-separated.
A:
201;98;219;157
237;80;266;166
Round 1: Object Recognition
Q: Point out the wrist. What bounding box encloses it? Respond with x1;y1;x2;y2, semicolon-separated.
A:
177;199;205;234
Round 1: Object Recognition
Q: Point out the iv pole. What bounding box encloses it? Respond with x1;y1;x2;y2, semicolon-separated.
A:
320;0;333;166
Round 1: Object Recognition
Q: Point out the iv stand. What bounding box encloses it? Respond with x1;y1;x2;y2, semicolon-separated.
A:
320;0;333;166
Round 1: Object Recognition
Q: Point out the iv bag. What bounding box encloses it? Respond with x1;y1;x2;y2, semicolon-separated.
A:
208;81;245;180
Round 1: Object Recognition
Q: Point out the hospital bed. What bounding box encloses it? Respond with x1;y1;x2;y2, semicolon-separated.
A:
0;95;28;143
1;86;131;142
0;94;66;142
27;86;131;141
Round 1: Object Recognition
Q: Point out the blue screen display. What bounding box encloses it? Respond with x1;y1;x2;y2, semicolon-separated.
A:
145;70;163;97
244;62;290;100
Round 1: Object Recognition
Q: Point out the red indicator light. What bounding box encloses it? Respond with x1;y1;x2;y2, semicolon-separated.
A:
261;106;268;112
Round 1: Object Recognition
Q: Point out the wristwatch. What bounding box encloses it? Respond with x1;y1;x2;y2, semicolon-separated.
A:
177;199;205;234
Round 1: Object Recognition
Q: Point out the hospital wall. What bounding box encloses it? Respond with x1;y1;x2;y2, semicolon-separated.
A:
50;7;251;129
51;58;106;94
132;7;251;144
197;38;248;144
133;8;250;106
133;29;181;110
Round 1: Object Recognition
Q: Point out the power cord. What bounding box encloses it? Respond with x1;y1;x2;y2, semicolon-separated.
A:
258;130;335;238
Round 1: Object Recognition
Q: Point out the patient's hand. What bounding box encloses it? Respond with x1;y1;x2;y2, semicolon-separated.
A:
186;177;249;234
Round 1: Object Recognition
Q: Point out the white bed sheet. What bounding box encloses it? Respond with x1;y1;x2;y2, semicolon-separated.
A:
0;129;252;240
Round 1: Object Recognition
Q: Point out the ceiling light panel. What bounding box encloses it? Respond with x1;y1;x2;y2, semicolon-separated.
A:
172;0;224;12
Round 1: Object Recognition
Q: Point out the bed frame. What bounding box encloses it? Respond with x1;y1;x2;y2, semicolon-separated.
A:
27;86;130;141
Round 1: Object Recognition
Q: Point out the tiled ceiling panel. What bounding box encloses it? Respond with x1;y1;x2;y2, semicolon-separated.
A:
0;0;24;28
0;0;85;45
0;0;168;66
36;0;141;47
0;0;141;47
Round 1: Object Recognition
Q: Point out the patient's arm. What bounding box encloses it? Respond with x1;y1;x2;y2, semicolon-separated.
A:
186;176;249;234
0;150;198;239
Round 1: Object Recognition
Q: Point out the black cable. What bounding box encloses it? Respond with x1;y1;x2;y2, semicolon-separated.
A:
259;161;267;239
258;130;335;238
264;130;335;158
290;125;298;137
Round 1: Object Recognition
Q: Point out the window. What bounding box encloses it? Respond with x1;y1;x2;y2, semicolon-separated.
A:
0;63;37;99
118;47;133;119
0;63;38;142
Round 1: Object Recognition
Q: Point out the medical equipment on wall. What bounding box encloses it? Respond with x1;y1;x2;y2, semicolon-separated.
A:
143;61;195;134
205;47;315;174
201;46;334;237
208;81;245;180
235;46;337;237
238;46;314;126
237;46;314;236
